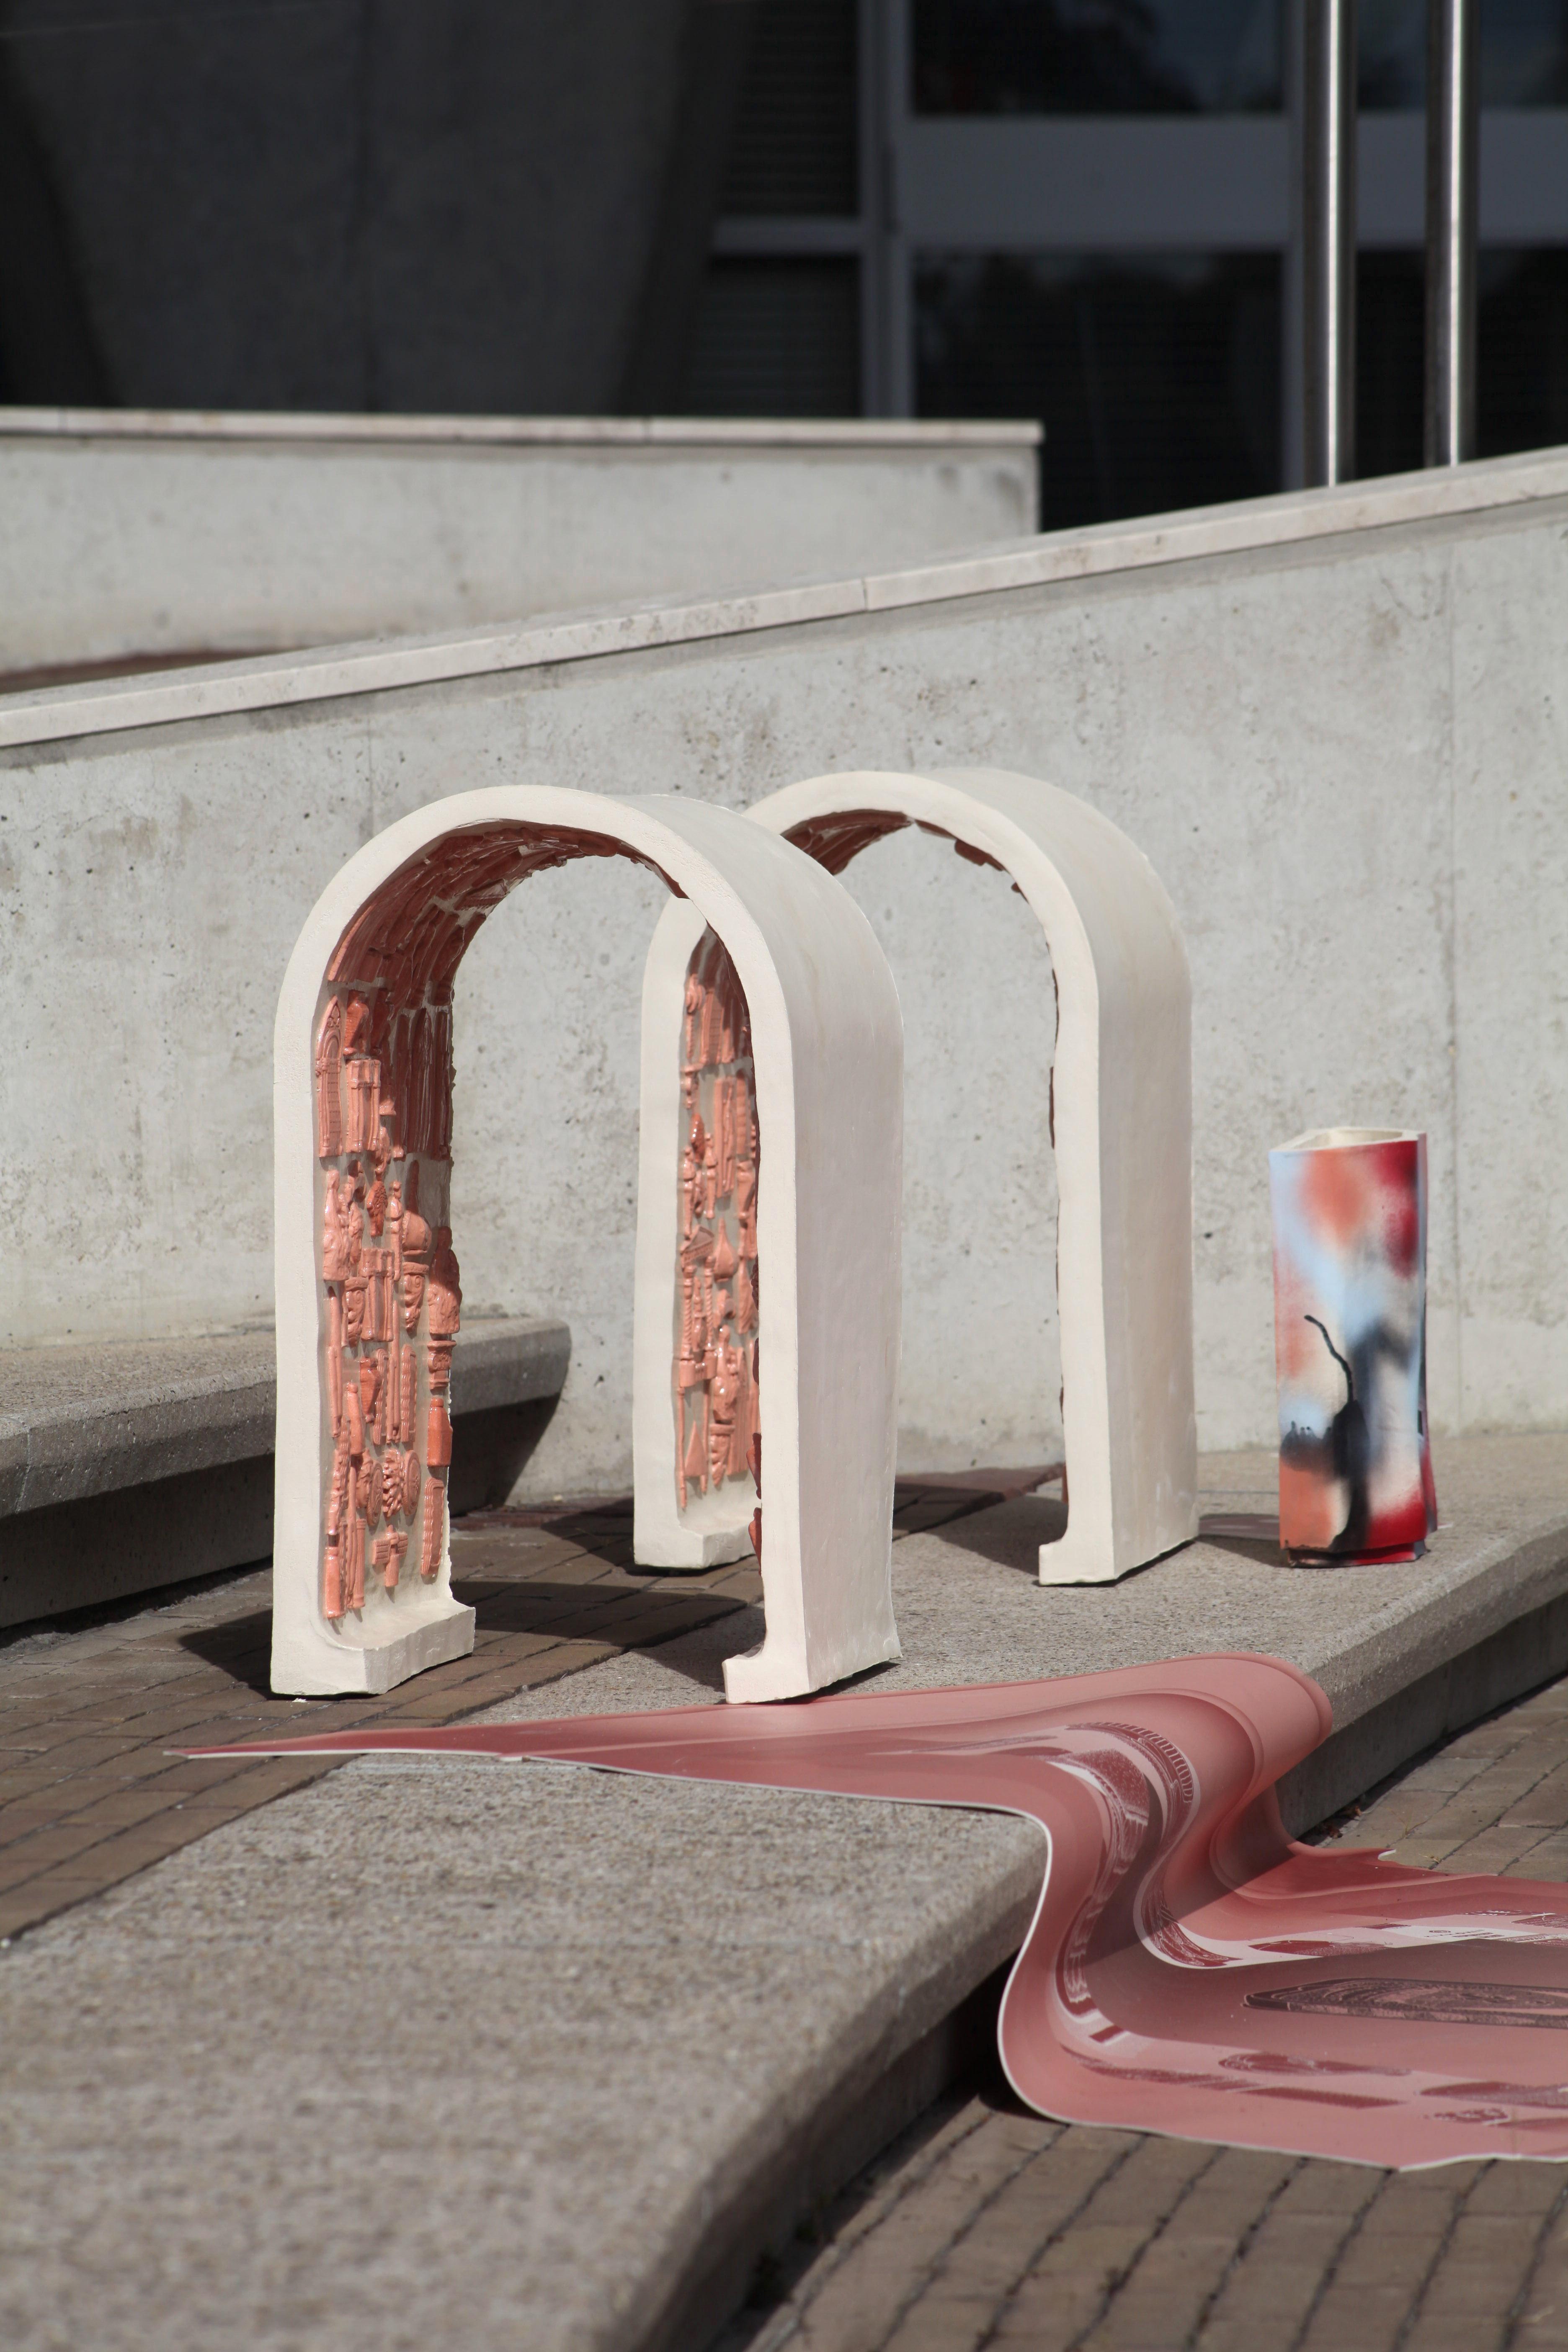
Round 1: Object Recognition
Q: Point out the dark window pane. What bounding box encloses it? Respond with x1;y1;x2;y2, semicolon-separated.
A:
722;0;858;215
680;258;860;414
1355;252;1425;475
1359;245;1568;471
916;251;1280;527
1479;249;1568;450
1360;0;1568;109
913;0;1282;115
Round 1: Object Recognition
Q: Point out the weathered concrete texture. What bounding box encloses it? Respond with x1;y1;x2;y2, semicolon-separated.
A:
0;415;1039;676
0;1437;1563;2352
2;455;1566;1491
0;1315;569;1513
0;1318;569;1626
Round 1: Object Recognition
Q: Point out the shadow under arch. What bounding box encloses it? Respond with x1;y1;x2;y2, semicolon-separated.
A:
633;768;1196;1586
272;787;904;1702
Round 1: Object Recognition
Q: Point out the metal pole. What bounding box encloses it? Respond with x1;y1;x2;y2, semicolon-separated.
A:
1425;0;1479;465
1302;0;1357;486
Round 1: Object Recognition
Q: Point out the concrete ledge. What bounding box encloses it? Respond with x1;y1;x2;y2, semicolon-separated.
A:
2;441;1562;749
458;1433;1568;2350
0;408;1042;451
3;1436;1565;2351
0;1317;569;1628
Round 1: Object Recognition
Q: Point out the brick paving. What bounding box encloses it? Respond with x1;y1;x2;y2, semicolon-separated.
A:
719;1671;1568;2352
0;1472;1039;1949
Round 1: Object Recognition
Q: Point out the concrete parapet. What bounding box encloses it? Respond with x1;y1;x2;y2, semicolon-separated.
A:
0;1316;570;1628
0;408;1040;683
3;448;1567;1488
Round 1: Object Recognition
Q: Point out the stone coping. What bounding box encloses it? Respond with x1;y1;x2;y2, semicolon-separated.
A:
427;1434;1568;2349
2;442;1564;748
0;1316;570;1515
0;407;1041;451
0;1439;1552;2350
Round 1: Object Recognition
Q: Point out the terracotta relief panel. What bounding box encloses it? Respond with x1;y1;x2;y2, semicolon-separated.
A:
673;931;760;1548
314;985;460;1624
311;819;683;1635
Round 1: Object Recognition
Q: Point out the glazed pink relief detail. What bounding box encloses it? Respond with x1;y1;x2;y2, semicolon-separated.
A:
193;1656;1568;2171
673;932;760;1538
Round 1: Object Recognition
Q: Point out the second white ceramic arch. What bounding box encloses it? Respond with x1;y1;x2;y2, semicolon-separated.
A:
632;768;1197;1586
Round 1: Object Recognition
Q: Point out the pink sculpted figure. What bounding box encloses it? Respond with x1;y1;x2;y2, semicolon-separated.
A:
420;1479;445;1581
699;979;721;1068
683;972;704;1077
315;998;344;1159
346;1499;366;1613
428;1228;461;1337
324;1436;350;1618
671;936;761;1516
400;1347;418;1453
322;1171;348;1282
343;1269;368;1346
400;1163;432;1331
346;1054;380;1153
326;1286;345;1436
386;1179;404;1281
710;1220;738;1285
707;1329;745;1492
366;1168;387;1240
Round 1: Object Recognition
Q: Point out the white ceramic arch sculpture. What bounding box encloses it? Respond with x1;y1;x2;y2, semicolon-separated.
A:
632;768;1196;1587
272;786;904;1700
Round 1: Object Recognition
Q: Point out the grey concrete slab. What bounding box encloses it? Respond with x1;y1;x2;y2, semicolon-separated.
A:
5;451;1567;1495
0;1315;570;1515
0;1437;1563;2352
0;1317;570;1629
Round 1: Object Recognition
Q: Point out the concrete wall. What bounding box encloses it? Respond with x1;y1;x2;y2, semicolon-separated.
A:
3;448;1565;1492
0;412;1039;676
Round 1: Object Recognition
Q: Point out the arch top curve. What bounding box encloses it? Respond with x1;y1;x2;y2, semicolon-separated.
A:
632;766;1196;1594
273;785;905;1702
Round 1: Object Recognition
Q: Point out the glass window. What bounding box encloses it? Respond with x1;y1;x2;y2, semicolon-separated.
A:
1358;247;1568;474
1359;0;1568;108
722;0;859;214
681;259;862;415
916;251;1280;525
912;1;1284;115
912;1;1568;116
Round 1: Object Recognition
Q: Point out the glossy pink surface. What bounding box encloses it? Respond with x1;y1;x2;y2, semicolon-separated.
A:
188;1655;1568;2167
674;931;759;1516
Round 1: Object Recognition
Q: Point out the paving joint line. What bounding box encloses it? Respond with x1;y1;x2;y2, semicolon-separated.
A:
1181;2154;1305;2349
969;2133;1145;2352
1501;2167;1568;2349
1057;2142;1226;2352
1284;2156;1390;2349
863;2117;1084;2352
1386;2162;1490;2352
743;2095;1003;2352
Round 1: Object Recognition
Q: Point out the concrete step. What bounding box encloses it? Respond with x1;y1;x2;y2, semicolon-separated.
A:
0;1436;1562;2352
0;1316;570;1627
468;1434;1568;2352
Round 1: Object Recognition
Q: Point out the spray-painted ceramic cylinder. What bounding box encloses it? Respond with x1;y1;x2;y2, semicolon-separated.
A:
1269;1127;1437;1563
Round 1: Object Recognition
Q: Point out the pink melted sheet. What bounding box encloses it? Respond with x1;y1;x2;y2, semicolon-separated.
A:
191;1653;1568;2169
